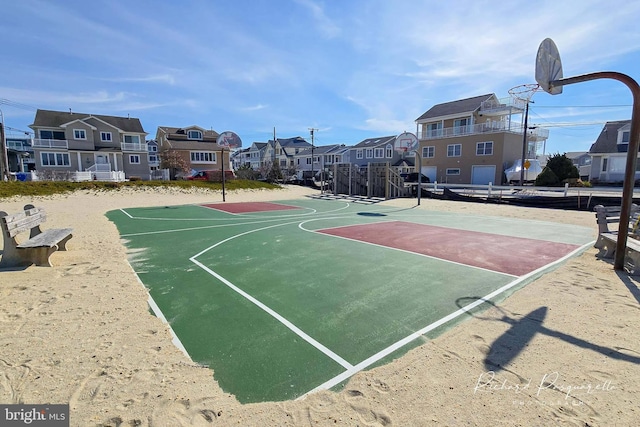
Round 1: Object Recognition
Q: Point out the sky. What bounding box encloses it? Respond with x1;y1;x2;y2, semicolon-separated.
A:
2;0;640;155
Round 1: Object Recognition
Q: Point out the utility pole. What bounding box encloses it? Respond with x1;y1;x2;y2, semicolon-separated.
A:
0;108;9;181
309;128;317;182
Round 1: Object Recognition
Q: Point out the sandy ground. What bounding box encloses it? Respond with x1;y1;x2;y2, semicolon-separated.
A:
0;185;638;426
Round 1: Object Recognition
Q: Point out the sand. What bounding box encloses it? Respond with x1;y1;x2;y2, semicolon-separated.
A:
1;185;638;426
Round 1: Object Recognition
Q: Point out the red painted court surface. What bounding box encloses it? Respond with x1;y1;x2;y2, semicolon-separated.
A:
201;201;302;214
317;220;580;276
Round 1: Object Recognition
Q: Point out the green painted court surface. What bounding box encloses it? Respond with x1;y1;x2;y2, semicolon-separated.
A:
106;197;595;403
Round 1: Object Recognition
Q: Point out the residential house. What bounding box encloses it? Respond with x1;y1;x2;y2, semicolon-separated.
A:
240;142;269;170
415;94;549;184
348;135;402;169
29;109;149;180
271;137;312;171
565;151;592;181
5;134;35;173
588;120;633;183
296;144;347;177
156;126;230;176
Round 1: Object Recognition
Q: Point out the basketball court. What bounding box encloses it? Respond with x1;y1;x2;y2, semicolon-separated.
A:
107;197;594;403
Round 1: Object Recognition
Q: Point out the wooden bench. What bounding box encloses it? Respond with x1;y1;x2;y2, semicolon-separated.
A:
593;203;640;274
0;204;73;268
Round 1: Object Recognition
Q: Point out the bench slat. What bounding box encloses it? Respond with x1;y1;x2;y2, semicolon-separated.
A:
17;228;73;248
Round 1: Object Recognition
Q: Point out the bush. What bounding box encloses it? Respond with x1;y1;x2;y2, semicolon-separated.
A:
545;153;579;182
535;167;560;186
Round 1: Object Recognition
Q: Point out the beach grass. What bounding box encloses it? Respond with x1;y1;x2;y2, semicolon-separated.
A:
0;179;281;199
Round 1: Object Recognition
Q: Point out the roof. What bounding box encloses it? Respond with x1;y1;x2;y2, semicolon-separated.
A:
353;135;397;149
269;137;311;148
589;120;631;153
31;109;146;133
158;126;219;140
415;94;495;121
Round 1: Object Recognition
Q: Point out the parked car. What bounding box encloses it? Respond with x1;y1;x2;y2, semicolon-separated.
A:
404;172;430;197
186;170;235;182
504;159;543;184
403;172;430;183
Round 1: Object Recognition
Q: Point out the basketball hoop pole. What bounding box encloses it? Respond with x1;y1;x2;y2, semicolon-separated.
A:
550;71;640;271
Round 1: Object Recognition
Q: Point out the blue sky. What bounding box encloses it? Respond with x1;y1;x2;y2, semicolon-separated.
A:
2;0;639;154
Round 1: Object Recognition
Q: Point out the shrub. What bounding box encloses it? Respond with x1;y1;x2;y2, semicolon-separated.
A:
535;167;560;186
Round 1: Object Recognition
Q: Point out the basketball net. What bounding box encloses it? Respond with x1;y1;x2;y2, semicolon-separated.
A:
508;83;541;105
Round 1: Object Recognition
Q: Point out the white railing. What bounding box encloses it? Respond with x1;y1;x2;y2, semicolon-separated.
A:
121;142;148;152
31;170;126;182
479;97;526;113
74;171;126;182
86;163;112;172
32;139;68;148
418;123;549;140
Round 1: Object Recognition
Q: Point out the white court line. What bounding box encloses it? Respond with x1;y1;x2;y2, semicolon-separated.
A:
298;218;518;278
299;240;596;398
189;220;354;370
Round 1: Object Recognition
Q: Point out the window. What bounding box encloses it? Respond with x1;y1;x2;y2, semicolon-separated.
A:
447;144;461;157
374;148;384;158
386;144;393;158
427;122;442;138
129;155;141;164
73;129;86;140
41;152;70;166
602;158;608;172
188;130;203;140
314;156;320;163
306;158;312;164
101;132;112;142
366;148;373;158
356;149;363;159
40;130;66;140
190;151;216;163
476;141;493;156
422;146;435;158
622;131;630;143
446;168;461;175
124;135;141;144
454;118;470;135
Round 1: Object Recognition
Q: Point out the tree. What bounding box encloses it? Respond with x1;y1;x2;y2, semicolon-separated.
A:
535;153;579;186
159;149;190;180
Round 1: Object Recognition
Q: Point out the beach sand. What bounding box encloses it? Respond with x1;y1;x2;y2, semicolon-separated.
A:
1;185;638;426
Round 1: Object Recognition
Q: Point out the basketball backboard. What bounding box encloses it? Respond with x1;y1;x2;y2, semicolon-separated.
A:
217;131;242;148
536;38;564;95
394;132;419;153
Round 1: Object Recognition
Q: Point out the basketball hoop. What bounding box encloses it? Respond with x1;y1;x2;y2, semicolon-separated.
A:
508;83;541;103
394;132;419;153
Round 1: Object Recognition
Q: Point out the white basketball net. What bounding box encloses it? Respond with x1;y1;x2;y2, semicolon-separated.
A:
508;83;541;103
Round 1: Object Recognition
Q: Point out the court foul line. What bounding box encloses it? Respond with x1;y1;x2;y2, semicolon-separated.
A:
299;241;595;399
189;221;354;371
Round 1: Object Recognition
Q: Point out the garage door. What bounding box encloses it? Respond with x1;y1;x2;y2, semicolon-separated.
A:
471;165;496;185
421;166;437;183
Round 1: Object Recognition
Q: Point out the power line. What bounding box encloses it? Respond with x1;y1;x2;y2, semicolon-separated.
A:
532;104;632;108
0;98;38;112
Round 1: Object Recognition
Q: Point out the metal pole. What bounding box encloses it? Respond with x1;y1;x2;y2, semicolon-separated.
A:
414;149;422;206
221;148;226;202
0;108;9;181
519;101;530;186
551;71;640;271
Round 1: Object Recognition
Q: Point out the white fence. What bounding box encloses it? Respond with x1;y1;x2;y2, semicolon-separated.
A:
31;170;126;182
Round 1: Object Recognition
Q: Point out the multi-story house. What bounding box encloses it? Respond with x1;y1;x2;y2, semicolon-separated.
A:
270;137;312;170
156;126;230;176
296;144;348;176
5;134;34;173
29;109;149;180
348;135;402;168
588;120;633;183
241;142;268;170
415;94;549;184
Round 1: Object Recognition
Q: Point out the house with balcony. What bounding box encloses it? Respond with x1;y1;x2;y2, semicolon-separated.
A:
156;126;231;177
5;134;35;173
588;120;633;184
415;93;549;184
29;109;149;180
